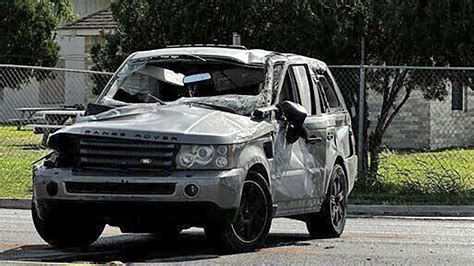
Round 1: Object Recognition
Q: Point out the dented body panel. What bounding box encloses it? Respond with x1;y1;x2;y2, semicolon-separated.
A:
52;103;274;145
32;47;357;229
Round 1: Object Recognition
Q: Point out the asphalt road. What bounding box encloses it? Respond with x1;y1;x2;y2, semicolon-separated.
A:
0;208;472;265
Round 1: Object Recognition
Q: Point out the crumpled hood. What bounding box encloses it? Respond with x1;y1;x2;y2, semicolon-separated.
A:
50;103;274;145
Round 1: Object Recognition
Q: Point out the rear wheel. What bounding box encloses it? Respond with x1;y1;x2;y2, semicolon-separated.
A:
206;171;272;253
306;164;347;238
32;201;105;248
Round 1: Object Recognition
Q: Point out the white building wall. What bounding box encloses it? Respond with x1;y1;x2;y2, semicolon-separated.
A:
366;83;473;151
57;36;87;106
57;35;85;70
367;90;431;150
0;80;41;121
430;85;474;149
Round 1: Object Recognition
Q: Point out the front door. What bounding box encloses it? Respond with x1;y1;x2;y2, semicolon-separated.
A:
272;64;327;216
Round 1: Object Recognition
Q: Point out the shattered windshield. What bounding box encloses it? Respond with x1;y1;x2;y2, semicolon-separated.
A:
99;56;271;116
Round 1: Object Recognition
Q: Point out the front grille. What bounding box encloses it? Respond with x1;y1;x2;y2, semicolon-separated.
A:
65;182;176;195
77;136;178;174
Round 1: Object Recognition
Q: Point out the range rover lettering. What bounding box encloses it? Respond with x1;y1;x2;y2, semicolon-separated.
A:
32;46;357;253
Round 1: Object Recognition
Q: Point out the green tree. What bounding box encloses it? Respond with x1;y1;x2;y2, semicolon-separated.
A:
363;0;473;185
0;0;74;88
91;0;366;82
91;0;257;76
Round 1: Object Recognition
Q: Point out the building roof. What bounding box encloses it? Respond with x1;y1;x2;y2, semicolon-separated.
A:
60;8;117;30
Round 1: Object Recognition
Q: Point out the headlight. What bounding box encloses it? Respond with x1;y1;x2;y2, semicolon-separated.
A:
176;145;233;169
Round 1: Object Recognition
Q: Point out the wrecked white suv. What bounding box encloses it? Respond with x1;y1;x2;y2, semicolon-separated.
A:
32;46;357;252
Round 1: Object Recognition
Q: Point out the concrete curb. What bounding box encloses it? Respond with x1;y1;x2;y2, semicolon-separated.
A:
348;204;474;217
0;199;31;210
1;199;473;217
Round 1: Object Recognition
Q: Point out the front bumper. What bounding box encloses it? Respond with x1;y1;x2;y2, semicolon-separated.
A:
33;167;246;211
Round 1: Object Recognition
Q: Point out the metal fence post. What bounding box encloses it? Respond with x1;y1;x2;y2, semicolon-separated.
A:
357;64;367;178
357;37;367;179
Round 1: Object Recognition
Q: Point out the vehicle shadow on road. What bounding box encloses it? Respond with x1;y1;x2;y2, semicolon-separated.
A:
0;231;314;263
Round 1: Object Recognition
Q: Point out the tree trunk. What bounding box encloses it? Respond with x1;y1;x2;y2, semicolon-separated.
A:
368;148;380;185
364;70;411;188
367;130;383;187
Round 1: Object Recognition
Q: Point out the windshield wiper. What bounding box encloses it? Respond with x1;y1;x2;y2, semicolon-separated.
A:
187;101;236;114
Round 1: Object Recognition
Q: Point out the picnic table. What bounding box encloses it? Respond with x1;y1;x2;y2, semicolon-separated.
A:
26;110;85;146
15;107;67;118
10;107;67;130
36;110;85;125
10;107;80;130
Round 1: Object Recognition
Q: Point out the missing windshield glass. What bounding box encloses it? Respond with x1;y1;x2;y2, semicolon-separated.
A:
100;57;268;115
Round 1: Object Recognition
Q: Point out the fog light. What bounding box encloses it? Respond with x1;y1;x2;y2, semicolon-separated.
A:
46;181;58;196
215;156;228;168
184;184;199;198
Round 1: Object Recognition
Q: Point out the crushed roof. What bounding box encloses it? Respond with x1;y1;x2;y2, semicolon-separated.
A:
131;47;328;69
59;8;117;30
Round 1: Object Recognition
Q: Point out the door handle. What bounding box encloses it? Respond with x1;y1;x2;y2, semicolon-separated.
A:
306;136;323;145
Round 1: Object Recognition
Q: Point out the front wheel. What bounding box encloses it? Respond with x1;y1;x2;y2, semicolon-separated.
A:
306;164;348;238
206;171;273;253
32;201;105;248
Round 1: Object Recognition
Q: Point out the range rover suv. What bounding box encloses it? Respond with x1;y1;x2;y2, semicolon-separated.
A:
32;46;357;253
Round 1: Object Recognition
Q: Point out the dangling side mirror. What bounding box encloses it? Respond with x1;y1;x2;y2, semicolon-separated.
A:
280;101;308;144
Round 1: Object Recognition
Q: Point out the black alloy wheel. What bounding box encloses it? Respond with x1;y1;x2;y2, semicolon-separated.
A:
306;164;347;238
206;171;273;253
230;179;269;243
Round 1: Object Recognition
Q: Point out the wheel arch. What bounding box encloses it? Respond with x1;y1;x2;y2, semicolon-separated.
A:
235;140;272;188
334;156;349;194
247;163;270;184
324;155;348;196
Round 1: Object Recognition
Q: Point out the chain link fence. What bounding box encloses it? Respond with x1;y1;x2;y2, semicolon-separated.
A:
0;65;112;198
0;64;472;201
331;65;473;202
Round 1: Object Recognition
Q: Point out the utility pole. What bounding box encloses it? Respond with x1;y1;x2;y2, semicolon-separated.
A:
358;37;367;180
232;32;241;46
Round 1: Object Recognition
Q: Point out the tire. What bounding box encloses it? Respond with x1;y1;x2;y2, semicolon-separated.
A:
32;201;105;248
206;171;273;253
306;164;347;238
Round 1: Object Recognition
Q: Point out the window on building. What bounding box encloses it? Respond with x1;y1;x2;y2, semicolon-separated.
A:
451;82;463;111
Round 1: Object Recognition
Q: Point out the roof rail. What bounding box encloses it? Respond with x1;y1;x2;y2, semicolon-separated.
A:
165;44;248;50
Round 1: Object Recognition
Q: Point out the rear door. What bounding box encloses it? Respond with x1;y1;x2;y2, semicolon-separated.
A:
316;70;352;192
